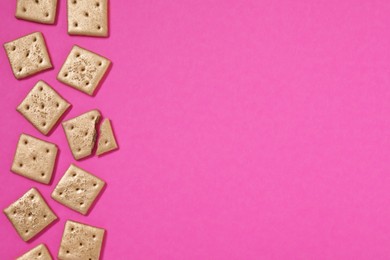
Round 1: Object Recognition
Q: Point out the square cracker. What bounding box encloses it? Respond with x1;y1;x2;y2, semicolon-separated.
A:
96;118;118;156
52;164;105;215
3;188;57;241
11;134;58;184
57;45;110;95
16;0;58;24
58;220;105;260
17;80;71;135
62;110;101;160
4;32;52;79
67;0;108;37
17;243;52;260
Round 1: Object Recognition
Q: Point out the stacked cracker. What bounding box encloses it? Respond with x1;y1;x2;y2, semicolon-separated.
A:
3;1;118;259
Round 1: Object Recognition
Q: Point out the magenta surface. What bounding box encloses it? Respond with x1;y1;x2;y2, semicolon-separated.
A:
1;0;390;259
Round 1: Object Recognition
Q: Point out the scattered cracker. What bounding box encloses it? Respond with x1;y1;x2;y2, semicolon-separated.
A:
62;110;101;160
16;0;58;24
57;45;110;96
3;188;57;241
96;118;118;156
17;80;71;135
11;134;58;184
58;220;105;260
17;244;52;260
4;32;52;79
52;164;105;215
67;0;108;37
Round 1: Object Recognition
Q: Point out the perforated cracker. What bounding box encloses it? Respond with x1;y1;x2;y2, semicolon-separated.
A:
17;244;52;260
96;118;118;156
67;0;108;37
52;164;105;215
58;220;105;260
11;134;58;184
16;0;58;24
3;188;57;241
4;32;52;79
57;45;110;95
17;80;71;135
62;110;101;160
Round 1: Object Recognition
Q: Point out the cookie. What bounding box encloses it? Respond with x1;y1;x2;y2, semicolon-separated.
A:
62;110;101;160
58;220;105;260
17;80;71;135
96;118;118;156
52;164;105;215
3;188;57;241
16;0;58;24
11;134;58;184
4;32;52;79
57;45;110;96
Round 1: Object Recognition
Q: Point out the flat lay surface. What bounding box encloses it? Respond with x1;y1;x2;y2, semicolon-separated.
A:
1;0;390;259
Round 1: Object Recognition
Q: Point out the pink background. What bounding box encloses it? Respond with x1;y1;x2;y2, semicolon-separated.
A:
1;0;390;259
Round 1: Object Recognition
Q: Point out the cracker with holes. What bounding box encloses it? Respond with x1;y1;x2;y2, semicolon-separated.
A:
17;81;71;135
16;0;58;24
57;45;110;96
52;164;105;215
17;243;52;260
62;110;101;160
4;32;52;79
58;220;105;260
3;188;57;241
11;134;58;184
67;0;108;37
96;118;118;156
